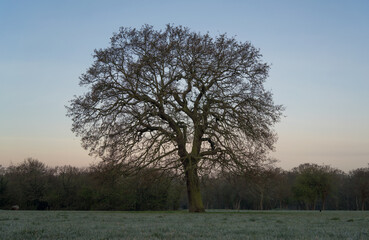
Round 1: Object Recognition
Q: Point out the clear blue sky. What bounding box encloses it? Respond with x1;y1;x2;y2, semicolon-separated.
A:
1;0;368;171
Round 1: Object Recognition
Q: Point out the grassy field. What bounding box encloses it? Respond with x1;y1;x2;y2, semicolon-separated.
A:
0;210;368;239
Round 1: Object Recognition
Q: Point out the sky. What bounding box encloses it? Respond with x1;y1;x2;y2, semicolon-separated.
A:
0;0;368;171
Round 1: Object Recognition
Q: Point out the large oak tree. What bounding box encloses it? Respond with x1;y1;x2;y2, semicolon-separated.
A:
67;25;283;212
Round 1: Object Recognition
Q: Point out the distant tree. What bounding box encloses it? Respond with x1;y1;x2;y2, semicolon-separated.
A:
87;161;182;211
272;168;292;209
89;161;131;210
0;165;9;207
243;166;278;210
349;167;369;210
292;163;336;210
50;165;86;209
67;24;283;212
132;169;178;211
205;173;243;210
6;158;52;210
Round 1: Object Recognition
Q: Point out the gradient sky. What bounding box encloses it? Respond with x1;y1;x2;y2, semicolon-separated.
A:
1;0;368;171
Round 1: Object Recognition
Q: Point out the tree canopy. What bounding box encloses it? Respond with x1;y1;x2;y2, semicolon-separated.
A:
67;24;283;212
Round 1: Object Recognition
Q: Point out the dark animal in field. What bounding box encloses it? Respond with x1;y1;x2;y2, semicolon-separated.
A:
11;205;19;210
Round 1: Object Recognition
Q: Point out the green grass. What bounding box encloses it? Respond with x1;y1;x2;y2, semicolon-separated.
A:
0;210;368;239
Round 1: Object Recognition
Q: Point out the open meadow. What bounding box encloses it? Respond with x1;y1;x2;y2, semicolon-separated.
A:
0;210;368;239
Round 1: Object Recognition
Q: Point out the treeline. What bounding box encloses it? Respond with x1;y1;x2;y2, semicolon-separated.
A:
0;158;368;211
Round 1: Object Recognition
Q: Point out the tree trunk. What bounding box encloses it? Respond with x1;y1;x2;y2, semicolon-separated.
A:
184;159;205;213
305;201;309;210
361;199;365;211
259;191;264;210
234;198;241;210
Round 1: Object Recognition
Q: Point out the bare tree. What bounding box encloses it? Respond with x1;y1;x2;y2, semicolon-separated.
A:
244;166;280;210
67;24;283;212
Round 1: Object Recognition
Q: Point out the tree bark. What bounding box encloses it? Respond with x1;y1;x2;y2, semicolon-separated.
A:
184;157;205;213
322;194;326;211
234;198;241;210
259;190;264;210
